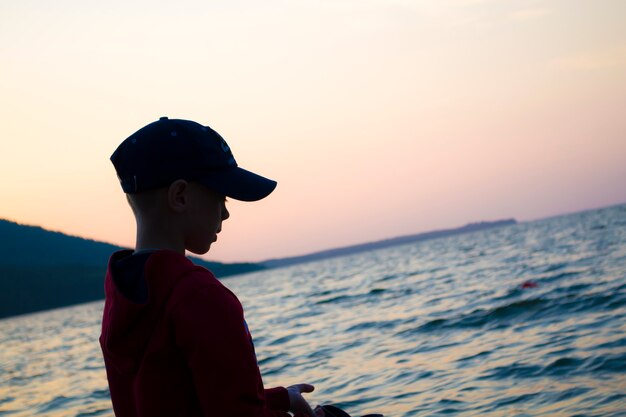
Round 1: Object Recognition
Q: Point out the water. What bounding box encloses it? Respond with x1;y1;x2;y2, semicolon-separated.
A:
1;204;626;416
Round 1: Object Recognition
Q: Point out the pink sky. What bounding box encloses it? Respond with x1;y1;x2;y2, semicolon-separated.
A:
1;0;625;262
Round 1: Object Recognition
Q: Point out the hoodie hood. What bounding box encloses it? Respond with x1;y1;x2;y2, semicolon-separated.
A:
99;249;199;374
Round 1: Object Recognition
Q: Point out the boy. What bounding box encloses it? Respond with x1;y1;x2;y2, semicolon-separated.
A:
100;117;319;417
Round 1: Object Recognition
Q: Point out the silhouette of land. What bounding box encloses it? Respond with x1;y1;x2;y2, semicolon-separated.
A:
261;219;516;268
0;219;265;318
0;218;516;318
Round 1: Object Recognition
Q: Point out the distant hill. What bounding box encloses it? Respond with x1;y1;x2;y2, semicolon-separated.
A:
0;217;517;319
261;219;517;268
0;219;266;318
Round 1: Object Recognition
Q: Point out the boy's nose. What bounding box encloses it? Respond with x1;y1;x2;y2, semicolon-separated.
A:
222;205;230;221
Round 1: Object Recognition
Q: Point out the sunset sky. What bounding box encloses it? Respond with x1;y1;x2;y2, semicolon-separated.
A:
1;0;625;262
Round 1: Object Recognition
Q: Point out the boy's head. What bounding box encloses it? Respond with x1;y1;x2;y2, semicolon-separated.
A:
111;117;276;254
111;117;276;200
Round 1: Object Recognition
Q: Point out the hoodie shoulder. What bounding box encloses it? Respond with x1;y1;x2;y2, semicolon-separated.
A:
168;262;237;311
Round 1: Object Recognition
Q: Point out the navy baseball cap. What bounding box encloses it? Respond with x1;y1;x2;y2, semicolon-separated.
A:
111;117;277;201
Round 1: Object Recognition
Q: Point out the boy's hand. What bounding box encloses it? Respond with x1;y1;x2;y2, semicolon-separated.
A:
287;384;319;417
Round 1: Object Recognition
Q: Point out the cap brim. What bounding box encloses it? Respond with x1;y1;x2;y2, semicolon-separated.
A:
197;167;277;202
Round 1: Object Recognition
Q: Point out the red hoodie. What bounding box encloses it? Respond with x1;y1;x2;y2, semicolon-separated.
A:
99;249;294;417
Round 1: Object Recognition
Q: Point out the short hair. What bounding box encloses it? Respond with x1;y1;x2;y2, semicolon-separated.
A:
125;188;166;217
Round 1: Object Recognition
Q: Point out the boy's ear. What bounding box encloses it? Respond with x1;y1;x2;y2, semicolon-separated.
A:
168;180;189;213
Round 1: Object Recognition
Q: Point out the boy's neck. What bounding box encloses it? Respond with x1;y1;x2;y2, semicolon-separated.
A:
135;222;185;255
133;248;160;255
135;238;185;255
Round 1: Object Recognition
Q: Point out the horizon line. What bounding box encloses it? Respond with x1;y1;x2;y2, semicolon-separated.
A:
2;199;624;265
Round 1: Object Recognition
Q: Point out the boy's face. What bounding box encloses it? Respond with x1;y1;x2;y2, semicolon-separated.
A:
183;182;230;255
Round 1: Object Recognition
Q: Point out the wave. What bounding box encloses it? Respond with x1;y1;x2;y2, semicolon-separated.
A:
398;283;625;336
479;351;626;381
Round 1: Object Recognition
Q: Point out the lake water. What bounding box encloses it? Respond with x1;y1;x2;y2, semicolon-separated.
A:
1;204;625;416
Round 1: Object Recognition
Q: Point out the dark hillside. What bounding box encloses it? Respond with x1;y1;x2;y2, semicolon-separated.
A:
0;219;265;318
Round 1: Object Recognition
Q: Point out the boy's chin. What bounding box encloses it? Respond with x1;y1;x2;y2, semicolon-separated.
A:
186;243;212;255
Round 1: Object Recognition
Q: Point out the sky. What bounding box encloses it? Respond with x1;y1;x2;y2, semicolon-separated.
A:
1;0;625;263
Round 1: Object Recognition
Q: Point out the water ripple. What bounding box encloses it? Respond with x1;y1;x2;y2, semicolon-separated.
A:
1;204;625;416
